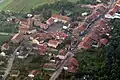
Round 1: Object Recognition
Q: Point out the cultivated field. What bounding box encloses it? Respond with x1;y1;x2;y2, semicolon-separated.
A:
0;0;78;12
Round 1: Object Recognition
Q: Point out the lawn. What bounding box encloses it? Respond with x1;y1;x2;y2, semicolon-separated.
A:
0;35;10;45
0;0;79;13
0;0;13;10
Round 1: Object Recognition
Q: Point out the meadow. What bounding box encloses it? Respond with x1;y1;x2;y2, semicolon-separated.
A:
0;35;10;45
0;0;78;13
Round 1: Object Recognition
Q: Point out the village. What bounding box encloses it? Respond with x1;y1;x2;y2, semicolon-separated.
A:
0;0;120;80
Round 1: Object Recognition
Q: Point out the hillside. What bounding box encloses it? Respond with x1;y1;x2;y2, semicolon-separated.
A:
0;0;78;12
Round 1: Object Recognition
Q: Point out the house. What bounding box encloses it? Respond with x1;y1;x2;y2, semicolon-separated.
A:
46;18;54;25
39;44;47;55
64;58;79;73
100;38;108;45
85;12;99;22
34;20;49;30
65;44;71;50
85;4;106;22
47;40;61;48
10;70;20;77
1;43;9;51
19;25;30;34
51;14;70;23
56;49;67;59
54;32;68;40
39;23;49;30
19;19;29;26
28;70;40;78
42;63;57;71
88;32;99;41
11;33;24;43
78;36;93;49
105;5;120;18
30;32;54;41
75;22;87;32
95;4;106;14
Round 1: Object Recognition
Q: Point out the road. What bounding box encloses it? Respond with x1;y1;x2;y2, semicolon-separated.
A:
2;46;21;80
49;0;115;80
0;32;13;36
49;52;74;80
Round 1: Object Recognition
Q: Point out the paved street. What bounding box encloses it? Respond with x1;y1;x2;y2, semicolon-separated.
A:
2;45;21;80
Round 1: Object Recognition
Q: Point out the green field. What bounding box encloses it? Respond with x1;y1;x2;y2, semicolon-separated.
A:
0;0;78;13
0;35;10;45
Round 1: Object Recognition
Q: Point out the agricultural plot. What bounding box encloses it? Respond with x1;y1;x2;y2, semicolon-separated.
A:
0;0;78;12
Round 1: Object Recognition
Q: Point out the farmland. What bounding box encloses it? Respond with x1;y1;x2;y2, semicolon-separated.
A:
0;0;78;13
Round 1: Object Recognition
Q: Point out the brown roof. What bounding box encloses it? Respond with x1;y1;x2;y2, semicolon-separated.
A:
96;4;106;12
52;14;70;21
79;41;92;49
11;33;23;41
108;5;119;16
75;22;87;32
88;32;99;41
47;18;54;25
34;20;41;26
100;38;108;45
42;63;56;69
58;49;67;56
48;40;60;45
78;36;93;49
2;43;9;50
67;65;77;73
19;25;29;30
68;58;79;66
31;32;54;40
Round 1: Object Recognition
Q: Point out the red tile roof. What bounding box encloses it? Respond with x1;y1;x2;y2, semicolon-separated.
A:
40;23;49;30
54;32;67;40
79;41;92;49
68;58;79;66
31;32;54;40
46;18;54;25
64;58;79;73
47;40;60;48
39;44;47;55
58;49;66;56
76;22;87;32
108;5;120;16
100;38;108;45
96;4;106;12
67;65;77;73
78;36;93;49
88;32;99;41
